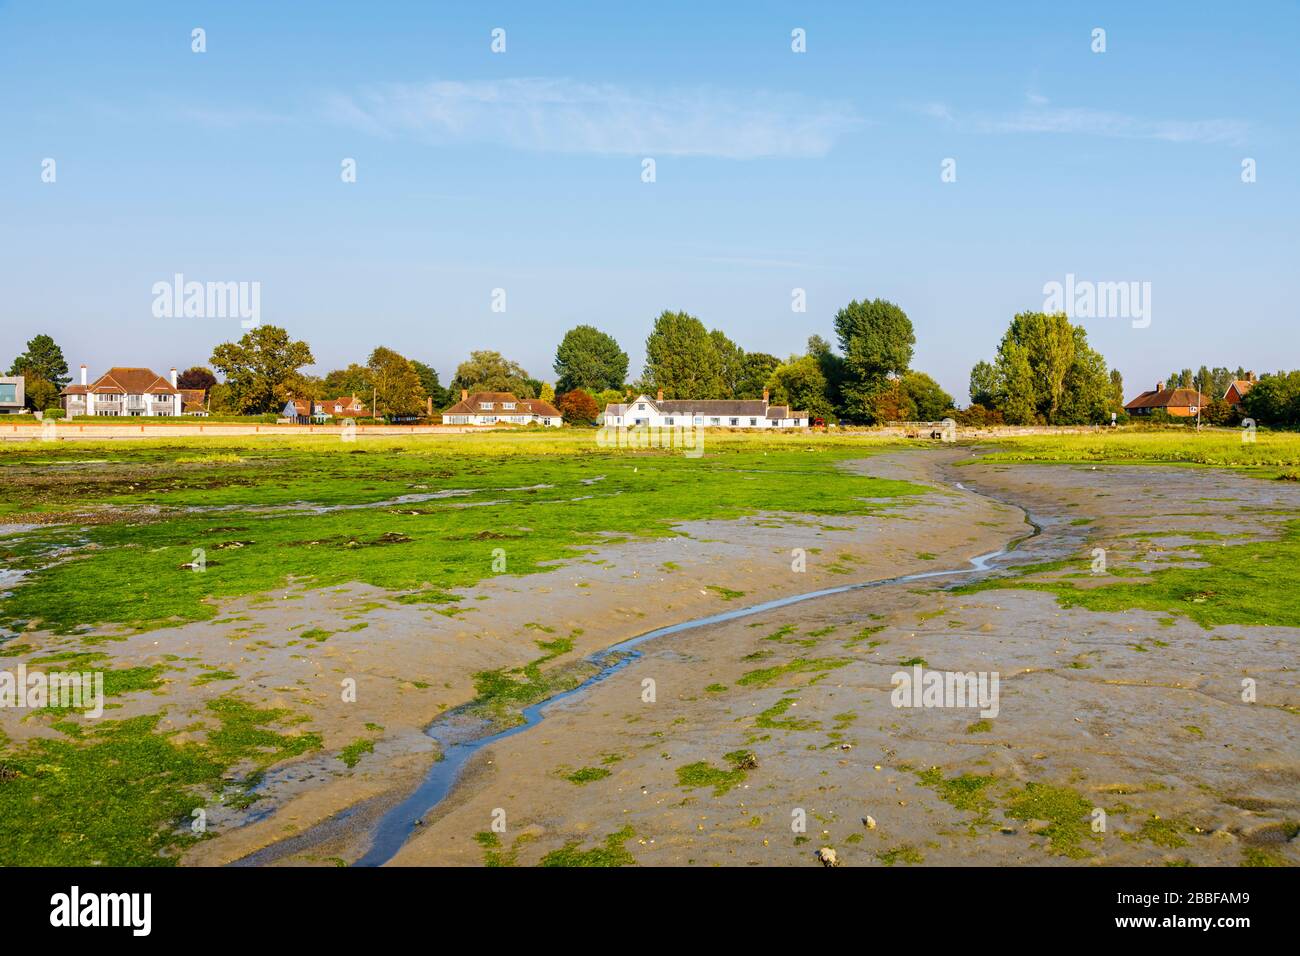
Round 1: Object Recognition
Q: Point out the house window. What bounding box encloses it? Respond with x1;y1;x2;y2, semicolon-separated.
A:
0;384;16;403
749;418;757;426
503;402;515;410
729;418;739;426
710;417;720;426
664;417;674;426
694;416;703;425
637;403;646;410
479;402;494;410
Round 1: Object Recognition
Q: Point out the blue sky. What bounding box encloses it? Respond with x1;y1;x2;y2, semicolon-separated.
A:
2;1;1296;402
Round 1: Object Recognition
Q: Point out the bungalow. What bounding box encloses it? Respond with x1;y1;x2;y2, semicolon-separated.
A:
603;390;808;428
1124;381;1212;418
442;390;562;427
61;365;184;417
0;376;24;414
1224;372;1256;412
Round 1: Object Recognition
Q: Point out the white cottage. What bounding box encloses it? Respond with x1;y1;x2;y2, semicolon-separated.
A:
603;390;808;428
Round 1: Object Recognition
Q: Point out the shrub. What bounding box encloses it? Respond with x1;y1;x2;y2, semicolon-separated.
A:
556;389;598;425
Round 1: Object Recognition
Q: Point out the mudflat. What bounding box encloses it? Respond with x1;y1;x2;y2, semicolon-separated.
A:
2;434;1296;867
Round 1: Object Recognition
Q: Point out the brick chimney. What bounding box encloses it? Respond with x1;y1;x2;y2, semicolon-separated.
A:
762;388;769;404
1156;380;1164;393
656;388;664;402
461;388;468;401
170;367;178;388
1247;370;1256;382
80;364;87;386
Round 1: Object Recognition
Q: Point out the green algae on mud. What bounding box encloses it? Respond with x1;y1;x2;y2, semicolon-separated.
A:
958;518;1300;629
968;431;1300;472
0;437;925;636
0;697;321;865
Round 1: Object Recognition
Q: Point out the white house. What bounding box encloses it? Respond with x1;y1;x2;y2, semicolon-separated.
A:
61;366;184;417
442;390;562;427
603;390;808;428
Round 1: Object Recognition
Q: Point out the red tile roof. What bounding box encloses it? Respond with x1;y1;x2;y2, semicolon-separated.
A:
443;392;553;417
1125;387;1211;410
61;367;179;396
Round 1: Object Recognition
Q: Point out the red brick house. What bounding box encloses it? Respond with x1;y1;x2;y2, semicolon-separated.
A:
1224;372;1256;412
1124;381;1212;418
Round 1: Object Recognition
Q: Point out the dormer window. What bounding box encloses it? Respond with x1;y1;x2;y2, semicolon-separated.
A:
502;402;515;410
480;402;494;410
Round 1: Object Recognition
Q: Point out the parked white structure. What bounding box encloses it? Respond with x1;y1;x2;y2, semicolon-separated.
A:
603;390;808;428
442;390;562;427
61;366;185;417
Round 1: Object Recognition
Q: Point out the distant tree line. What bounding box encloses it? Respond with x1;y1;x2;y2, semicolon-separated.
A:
17;313;1296;428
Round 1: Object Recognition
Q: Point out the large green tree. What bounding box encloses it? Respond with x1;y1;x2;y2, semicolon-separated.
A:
209;325;315;414
9;334;70;390
368;346;427;417
450;350;536;398
973;312;1118;425
833;299;916;422
643;310;724;399
552;325;629;394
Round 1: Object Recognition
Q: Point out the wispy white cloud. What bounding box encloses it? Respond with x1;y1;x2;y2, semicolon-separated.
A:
920;99;1246;145
325;77;860;159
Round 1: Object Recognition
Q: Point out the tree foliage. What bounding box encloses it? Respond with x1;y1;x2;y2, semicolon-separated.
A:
368;346;427;417
974;312;1118;425
176;367;217;393
833;299;916;422
553;325;629;394
765;355;835;421
736;352;781;400
1243;371;1300;428
643;310;724;399
451;350;535;398
556;388;599;424
410;361;446;409
900;371;954;420
9;334;70;390
209;325;315;414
